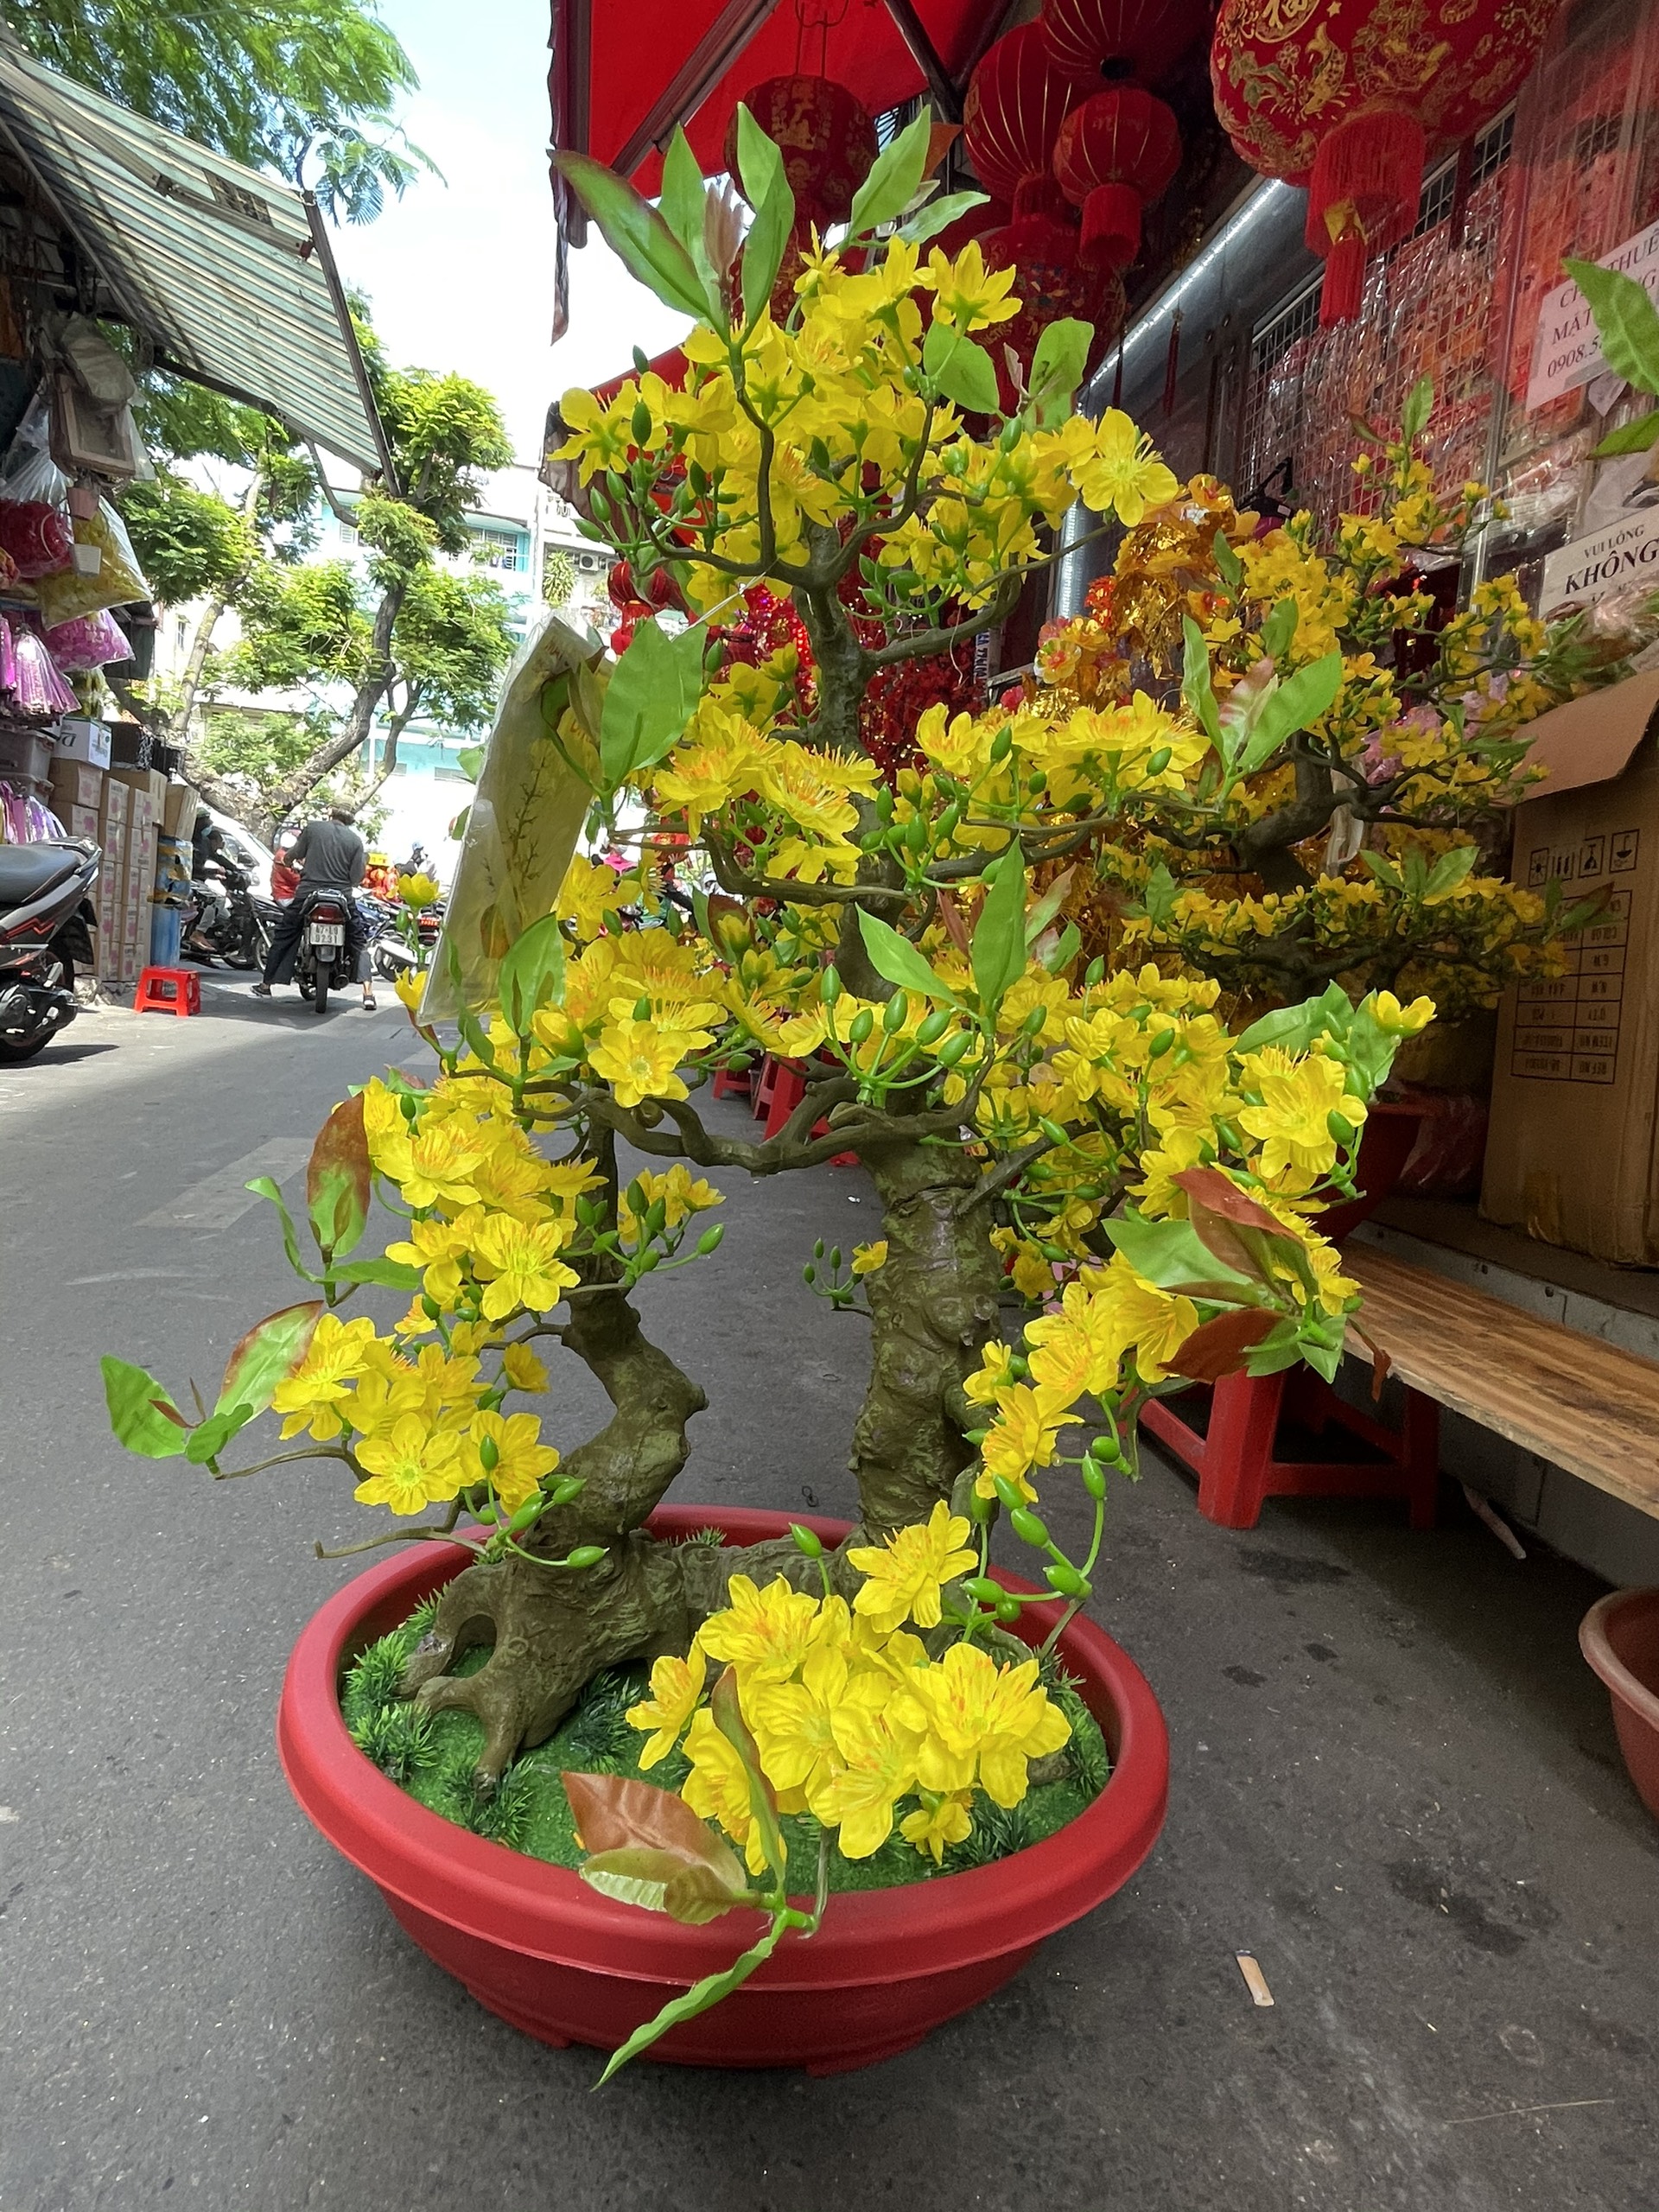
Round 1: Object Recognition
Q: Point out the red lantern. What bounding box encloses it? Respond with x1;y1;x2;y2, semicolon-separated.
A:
1040;0;1206;86
724;76;877;313
1053;86;1183;270
1211;0;1556;326
964;22;1092;220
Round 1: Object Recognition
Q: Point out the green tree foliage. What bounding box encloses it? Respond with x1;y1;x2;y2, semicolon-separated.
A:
4;0;432;221
118;471;256;605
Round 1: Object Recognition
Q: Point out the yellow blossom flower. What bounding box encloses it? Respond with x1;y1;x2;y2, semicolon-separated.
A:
846;1502;976;1634
462;1408;560;1515
626;1647;708;1768
588;1018;708;1108
501;1342;549;1394
849;1240;887;1275
817;1704;924;1859
353;1414;463;1516
270;1313;377;1440
899;1790;975;1866
696;1574;821;1686
893;1642;1071;1807
471;1214;579;1319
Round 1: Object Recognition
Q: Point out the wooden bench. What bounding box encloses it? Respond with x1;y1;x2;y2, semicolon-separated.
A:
1139;1245;1659;1531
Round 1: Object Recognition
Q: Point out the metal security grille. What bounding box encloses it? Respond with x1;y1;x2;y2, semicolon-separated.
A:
1235;107;1516;531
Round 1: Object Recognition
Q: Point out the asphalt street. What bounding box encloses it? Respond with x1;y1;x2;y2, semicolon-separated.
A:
1;975;1656;2211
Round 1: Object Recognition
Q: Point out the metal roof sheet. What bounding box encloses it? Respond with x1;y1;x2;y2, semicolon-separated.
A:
0;38;390;476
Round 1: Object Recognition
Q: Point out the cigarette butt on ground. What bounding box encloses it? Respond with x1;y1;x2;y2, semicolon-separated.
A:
1236;1952;1274;2007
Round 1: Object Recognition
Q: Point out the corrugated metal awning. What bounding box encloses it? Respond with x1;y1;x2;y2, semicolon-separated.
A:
0;37;391;478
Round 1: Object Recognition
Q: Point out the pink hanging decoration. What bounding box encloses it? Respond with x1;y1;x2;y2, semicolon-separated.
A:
0;499;71;578
0;613;16;696
44;608;130;671
10;626;79;717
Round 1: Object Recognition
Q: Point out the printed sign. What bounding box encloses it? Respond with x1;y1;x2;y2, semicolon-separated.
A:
1540;505;1659;613
1527;215;1659;411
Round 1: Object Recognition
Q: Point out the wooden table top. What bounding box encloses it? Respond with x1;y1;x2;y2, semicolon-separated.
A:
1344;1245;1659;1521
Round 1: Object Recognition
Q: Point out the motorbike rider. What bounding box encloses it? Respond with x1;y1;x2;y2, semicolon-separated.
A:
186;810;232;956
251;805;377;1010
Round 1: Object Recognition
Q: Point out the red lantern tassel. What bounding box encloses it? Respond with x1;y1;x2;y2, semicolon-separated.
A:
1306;106;1425;326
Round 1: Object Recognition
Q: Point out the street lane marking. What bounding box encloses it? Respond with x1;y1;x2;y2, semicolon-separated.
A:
137;1138;312;1229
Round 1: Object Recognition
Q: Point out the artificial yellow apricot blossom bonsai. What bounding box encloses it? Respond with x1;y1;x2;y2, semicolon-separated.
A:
1021;388;1622;1018
104;111;1434;2070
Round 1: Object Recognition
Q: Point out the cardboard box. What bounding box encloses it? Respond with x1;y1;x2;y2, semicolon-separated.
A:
110;764;168;811
66;804;100;842
48;758;104;814
55;717;113;769
1484;669;1659;1262
162;780;200;837
96;780;129;977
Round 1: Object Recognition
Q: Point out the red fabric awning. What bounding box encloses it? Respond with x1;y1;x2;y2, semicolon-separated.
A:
551;0;1003;198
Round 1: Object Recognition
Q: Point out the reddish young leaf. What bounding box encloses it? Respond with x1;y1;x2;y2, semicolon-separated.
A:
1166;1307;1279;1382
562;1770;747;1893
1173;1166;1286;1237
216;1300;325;1415
306;1093;372;1261
936;890;971;957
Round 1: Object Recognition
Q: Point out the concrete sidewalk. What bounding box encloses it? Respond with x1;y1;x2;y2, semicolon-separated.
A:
0;995;1654;2211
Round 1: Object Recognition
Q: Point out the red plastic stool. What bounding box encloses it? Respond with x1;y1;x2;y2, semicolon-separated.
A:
752;1053;782;1122
1139;1365;1438;1531
712;1063;753;1100
134;966;201;1017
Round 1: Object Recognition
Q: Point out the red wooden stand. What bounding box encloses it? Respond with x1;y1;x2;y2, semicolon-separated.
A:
1139;1367;1439;1531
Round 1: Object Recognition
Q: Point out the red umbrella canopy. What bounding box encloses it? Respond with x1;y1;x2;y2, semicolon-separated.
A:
560;0;995;194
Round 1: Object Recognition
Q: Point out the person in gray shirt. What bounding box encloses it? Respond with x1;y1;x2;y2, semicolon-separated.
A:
252;806;377;1008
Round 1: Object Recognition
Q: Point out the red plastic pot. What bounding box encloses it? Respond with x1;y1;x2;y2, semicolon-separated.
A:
1580;1588;1659;1824
278;1506;1169;2074
1319;1100;1424;1243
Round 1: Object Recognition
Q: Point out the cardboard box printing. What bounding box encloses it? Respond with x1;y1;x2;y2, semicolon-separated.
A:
109;764;168;810
54;717;113;769
48;759;104;815
1484;669;1659;1262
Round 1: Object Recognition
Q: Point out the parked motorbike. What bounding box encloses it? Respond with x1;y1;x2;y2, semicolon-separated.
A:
292;885;356;1014
367;893;444;984
0;838;99;1060
184;859;279;970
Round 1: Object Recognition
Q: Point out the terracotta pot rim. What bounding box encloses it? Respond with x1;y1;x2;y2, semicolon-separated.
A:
278;1505;1170;1990
1580;1587;1659;1733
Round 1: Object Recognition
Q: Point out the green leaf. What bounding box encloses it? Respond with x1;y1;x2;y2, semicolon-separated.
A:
552;149;715;322
1027;318;1093;426
498;912;569;1033
1357;849;1403;889
1423;843;1478;900
855;907;963;1005
971;851;1028;1014
1039;919;1082;975
246;1175;321;1284
184;1402;255;1466
600;617;707;793
1140;861;1179;927
1235;983;1352;1058
710;1666;785;1887
1260;597;1300;661
330;1255;423;1291
1565;258;1659;397
101;1356;189;1459
1180;615;1223;747
934;333;1001;416
1211;531;1243;590
306;1093;371;1263
217;1300;325;1416
1103;1213;1259;1302
1237;650;1344;776
734;105;794;327
659;126;718;302
895;188;989;247
1401;374;1434;442
1023;869;1074;946
847;110;933;239
1592;407;1659;456
596;1908;791;2085
454;745;485;780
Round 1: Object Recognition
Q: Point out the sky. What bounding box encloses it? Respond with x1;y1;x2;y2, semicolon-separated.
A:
329;0;692;466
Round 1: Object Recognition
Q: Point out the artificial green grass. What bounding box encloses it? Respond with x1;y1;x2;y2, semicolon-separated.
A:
341;1594;1111;1892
